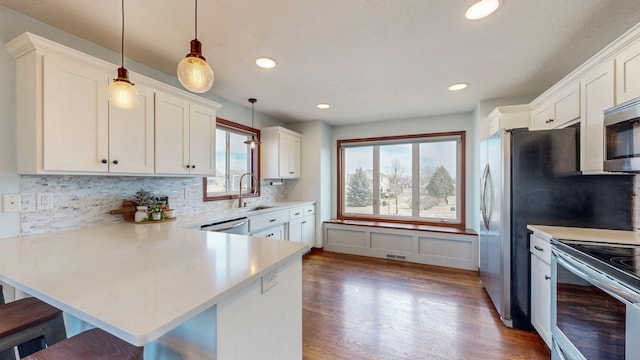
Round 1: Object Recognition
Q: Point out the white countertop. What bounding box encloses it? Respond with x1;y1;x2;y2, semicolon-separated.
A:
528;225;640;245
0;220;308;346
176;201;315;229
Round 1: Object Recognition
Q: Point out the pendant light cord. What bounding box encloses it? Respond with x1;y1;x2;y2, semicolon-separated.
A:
120;0;124;67
194;0;198;39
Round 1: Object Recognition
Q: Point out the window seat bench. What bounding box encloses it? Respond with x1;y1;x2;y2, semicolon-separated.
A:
323;220;478;271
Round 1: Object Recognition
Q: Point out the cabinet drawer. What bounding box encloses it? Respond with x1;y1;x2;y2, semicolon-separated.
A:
289;207;305;221
249;211;289;232
302;205;315;216
530;234;551;264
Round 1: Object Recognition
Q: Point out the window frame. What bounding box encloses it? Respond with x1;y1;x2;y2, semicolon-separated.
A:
337;131;466;228
203;117;261;201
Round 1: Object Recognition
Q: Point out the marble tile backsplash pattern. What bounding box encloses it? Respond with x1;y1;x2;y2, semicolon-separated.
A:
20;175;288;235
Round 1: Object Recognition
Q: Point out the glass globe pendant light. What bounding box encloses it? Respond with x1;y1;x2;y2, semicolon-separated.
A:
107;0;139;110
244;98;261;149
177;0;214;93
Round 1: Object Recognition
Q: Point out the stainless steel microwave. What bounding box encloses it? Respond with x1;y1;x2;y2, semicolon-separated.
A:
604;97;640;172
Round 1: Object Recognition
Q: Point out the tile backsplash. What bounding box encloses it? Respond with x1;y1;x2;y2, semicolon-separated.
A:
19;175;288;235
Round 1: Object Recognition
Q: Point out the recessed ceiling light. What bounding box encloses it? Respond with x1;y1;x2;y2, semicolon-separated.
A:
448;83;469;91
255;57;277;69
317;103;331;109
465;0;500;20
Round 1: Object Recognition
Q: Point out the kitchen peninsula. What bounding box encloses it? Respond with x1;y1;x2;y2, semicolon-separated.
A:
0;221;308;359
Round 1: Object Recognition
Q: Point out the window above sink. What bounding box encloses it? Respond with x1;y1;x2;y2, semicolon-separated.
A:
203;118;260;202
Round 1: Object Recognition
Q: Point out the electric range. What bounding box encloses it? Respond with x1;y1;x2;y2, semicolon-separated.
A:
552;239;640;291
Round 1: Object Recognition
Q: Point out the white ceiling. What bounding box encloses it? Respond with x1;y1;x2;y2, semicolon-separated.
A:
2;1;640;126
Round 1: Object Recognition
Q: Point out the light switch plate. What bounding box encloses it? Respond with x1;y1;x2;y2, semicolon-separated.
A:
2;194;21;212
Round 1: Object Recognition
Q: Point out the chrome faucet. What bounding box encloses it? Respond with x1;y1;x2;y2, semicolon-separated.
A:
238;172;258;208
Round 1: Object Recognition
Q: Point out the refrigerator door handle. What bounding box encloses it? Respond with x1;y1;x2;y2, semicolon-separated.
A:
481;164;491;230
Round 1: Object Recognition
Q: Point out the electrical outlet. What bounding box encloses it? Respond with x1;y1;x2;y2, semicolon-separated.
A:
37;193;53;210
184;187;191;199
261;270;279;294
2;194;21;212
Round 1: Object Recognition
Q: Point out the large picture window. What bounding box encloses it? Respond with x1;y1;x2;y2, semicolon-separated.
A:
203;118;260;201
338;131;465;228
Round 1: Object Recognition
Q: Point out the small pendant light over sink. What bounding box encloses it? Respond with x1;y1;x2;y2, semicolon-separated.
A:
107;0;139;109
244;98;261;149
177;0;214;93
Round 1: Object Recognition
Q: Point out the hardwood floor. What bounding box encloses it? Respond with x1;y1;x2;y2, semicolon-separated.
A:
302;250;550;360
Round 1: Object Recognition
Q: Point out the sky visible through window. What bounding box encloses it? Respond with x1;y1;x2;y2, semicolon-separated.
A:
344;141;457;178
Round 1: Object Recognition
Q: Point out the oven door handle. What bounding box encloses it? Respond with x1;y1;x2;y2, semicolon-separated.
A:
555;251;640;304
552;341;569;360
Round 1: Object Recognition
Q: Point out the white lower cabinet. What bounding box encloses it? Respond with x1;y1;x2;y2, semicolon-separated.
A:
249;210;289;240
530;233;552;348
288;205;315;248
251;224;285;240
289;216;315;247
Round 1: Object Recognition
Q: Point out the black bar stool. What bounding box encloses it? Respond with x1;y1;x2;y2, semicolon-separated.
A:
0;285;67;359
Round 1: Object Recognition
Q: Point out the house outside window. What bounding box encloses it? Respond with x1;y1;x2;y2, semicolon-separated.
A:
204;118;260;201
338;131;466;228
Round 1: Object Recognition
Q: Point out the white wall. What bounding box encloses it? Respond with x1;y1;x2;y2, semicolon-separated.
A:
331;112;477;230
0;5;285;238
288;121;332;247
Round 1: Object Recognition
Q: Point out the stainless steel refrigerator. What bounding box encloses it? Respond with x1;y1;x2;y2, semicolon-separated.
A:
479;127;633;329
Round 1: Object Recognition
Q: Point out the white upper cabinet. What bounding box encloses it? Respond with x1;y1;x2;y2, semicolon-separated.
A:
580;60;615;174
616;40;640;104
5;32;221;176
41;53;110;173
108;84;155;174
487;104;530;138
188;103;217;175
155;92;216;176
531;82;580;130
261;126;302;179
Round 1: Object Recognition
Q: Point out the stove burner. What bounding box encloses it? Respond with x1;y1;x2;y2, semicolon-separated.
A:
559;241;640;287
610;256;637;272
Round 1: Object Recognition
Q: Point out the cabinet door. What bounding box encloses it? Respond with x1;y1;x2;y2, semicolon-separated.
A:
616;41;640;104
531;104;554;130
288;134;301;178
553;82;580;126
279;132;301;178
188;103;216;175
155;92;190;174
109;85;155;174
288;218;303;242
580;60;615;173
301;215;315;247
42;53;109;172
530;253;551;348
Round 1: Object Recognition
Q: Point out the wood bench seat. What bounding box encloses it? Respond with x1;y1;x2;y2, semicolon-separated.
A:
0;295;66;359
25;328;143;360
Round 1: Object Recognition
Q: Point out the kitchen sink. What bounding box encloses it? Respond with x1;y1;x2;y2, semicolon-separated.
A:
241;205;276;212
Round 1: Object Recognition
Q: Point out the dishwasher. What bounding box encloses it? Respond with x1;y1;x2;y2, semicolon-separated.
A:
200;217;249;235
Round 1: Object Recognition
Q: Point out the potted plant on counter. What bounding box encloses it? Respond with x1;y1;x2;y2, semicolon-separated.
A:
133;189;155;222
